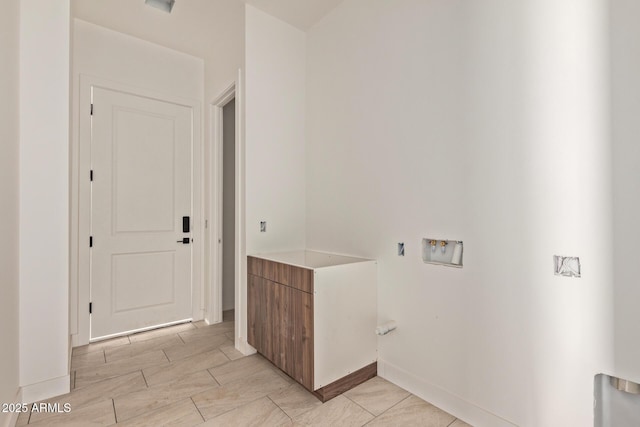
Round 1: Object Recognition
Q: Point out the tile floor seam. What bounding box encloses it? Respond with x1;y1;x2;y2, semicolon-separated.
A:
102;349;106;364
265;394;295;422
205;368;221;386
370;393;413;419
111;398;118;424
206;367;219;384
140;370;149;388
131;397;188;424
189;396;206;423
178;332;186;344
202;395;273;422
343;393;378;419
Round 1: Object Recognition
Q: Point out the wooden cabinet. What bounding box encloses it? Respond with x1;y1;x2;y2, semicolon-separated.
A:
247;251;377;401
247;256;314;390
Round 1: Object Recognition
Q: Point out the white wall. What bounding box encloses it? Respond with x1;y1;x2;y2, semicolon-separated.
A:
19;0;72;403
611;0;640;383
245;5;307;255
240;5;307;353
306;1;613;425
521;1;613;425
0;0;21;424
72;20;204;99
71;19;205;344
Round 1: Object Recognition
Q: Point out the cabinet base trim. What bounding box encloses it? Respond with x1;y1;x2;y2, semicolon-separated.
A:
313;362;377;403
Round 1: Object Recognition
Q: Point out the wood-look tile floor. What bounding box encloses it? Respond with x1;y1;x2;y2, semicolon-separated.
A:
17;311;473;427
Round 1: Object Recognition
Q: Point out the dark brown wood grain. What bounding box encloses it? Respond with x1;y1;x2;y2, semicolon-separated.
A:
290;266;314;293
263;279;277;363
271;280;293;373
263;260;291;286
246;274;263;352
292;289;314;391
247;256;263;277
313;362;378;402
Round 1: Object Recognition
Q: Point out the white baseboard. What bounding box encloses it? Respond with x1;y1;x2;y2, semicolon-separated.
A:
0;388;22;427
378;359;517;427
20;375;70;405
235;336;257;356
70;333;79;348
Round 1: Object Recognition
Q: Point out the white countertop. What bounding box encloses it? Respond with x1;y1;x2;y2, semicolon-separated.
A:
250;250;373;269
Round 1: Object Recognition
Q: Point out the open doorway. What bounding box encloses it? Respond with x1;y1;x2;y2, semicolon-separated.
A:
222;98;236;322
209;78;244;342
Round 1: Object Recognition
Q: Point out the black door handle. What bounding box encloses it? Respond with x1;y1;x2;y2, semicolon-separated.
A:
177;238;190;244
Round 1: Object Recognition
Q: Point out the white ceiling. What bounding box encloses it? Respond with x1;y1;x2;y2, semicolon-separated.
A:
72;0;246;59
71;0;346;61
243;0;345;31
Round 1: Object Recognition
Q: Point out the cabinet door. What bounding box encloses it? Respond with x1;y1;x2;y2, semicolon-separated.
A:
248;256;263;277
264;260;290;285
264;280;294;373
290;266;313;293
247;274;264;353
292;289;314;391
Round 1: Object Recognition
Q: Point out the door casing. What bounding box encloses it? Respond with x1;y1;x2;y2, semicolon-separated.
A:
209;73;251;354
74;75;204;345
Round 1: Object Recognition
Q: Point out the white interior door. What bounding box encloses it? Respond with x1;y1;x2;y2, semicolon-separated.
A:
90;86;193;339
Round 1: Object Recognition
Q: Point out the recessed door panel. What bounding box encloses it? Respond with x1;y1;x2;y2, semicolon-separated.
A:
113;108;176;234
112;251;176;312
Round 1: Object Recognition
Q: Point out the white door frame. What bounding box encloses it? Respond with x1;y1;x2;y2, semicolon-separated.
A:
209;70;251;353
74;75;204;345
